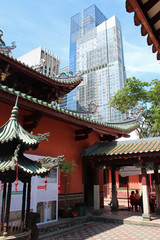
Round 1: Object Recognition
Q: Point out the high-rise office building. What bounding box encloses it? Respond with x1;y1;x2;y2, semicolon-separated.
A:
63;5;126;122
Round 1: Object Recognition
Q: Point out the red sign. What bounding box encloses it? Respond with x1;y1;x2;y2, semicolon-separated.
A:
37;186;45;189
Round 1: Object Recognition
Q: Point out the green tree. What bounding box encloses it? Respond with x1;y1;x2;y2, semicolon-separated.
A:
59;159;77;209
110;77;160;138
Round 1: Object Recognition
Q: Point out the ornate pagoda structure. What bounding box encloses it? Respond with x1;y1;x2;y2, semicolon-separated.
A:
0;97;63;238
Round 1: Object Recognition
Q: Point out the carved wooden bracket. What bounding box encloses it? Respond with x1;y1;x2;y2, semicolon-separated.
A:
75;127;92;141
23;112;42;132
99;134;116;142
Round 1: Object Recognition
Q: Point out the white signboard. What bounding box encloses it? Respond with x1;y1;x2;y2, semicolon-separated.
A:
9;154;58;223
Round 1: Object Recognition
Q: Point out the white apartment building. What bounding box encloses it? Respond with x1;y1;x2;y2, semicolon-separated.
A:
18;46;60;76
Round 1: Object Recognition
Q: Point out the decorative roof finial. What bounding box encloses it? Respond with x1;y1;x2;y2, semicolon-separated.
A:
10;95;19;120
0;29;16;56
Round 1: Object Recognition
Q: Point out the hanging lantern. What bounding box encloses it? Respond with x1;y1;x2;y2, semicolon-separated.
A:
44;176;47;191
14;181;18;192
57;97;62;104
1;72;7;81
1;181;3;191
58;169;61;194
14;161;19;192
58;184;61;194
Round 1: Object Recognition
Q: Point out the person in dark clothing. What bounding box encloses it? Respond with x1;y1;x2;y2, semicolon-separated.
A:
130;191;139;211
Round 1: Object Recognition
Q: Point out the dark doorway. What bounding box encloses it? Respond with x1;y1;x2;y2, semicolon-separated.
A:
84;164;94;207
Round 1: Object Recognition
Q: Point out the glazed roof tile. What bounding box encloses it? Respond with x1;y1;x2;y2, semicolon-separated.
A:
0;97;49;148
0;143;62;177
81;137;160;157
0;52;83;85
0;153;49;175
0;83;139;133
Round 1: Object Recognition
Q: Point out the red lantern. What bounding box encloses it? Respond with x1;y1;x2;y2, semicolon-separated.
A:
1;181;3;191
44;176;47;190
14;161;19;192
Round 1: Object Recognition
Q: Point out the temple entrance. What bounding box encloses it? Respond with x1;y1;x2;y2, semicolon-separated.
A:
84;165;94;207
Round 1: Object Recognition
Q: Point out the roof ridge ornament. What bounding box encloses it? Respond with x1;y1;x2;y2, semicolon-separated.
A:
0;29;16;56
10;95;19;120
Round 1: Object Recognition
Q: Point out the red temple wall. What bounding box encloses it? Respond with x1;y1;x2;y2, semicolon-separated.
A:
28;115;100;194
1;101;141;207
0;102;100;196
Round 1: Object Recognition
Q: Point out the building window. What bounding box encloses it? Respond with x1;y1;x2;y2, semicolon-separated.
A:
119;175;127;188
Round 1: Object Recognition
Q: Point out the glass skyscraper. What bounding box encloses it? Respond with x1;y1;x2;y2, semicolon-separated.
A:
66;5;125;122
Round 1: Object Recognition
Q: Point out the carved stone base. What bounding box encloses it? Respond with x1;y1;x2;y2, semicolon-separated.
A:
142;213;151;221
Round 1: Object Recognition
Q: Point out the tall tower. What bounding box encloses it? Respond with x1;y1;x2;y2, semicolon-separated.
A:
66;5;125;122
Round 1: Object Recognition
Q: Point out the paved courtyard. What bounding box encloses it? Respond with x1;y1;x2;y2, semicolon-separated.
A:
44;221;160;240
39;202;160;240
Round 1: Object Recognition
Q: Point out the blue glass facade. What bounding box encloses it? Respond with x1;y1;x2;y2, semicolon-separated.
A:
69;13;81;75
65;5;125;122
83;5;107;35
67;5;107;110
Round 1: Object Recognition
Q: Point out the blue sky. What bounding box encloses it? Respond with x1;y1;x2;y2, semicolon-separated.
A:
1;0;159;83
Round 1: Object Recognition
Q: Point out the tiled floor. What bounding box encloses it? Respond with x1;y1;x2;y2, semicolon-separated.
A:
39;203;160;240
45;221;160;240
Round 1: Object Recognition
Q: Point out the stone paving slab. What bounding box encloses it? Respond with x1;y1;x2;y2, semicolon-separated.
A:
39;206;160;239
43;221;160;240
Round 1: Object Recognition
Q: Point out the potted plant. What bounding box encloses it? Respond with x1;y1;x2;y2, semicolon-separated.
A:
59;159;77;217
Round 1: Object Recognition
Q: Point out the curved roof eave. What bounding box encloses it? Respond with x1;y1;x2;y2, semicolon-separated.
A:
0;154;50;176
0;84;139;136
126;0;160;60
81;137;160;159
0;52;83;86
0;97;49;147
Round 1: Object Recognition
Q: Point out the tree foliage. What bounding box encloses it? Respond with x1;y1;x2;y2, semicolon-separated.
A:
59;159;77;208
110;77;160;138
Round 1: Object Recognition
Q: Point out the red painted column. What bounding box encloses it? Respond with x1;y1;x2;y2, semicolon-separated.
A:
154;164;160;214
149;174;153;192
141;161;151;220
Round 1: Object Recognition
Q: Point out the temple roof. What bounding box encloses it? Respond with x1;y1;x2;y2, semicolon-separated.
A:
0;148;62;179
126;0;160;60
0;101;63;178
81;137;160;159
0;52;83;103
0;151;49;176
0;83;139;139
0;97;49;149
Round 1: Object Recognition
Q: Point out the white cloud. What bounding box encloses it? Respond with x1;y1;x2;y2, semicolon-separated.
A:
123;40;160;74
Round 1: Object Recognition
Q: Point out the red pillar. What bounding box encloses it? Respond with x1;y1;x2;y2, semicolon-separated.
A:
154;165;160;214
